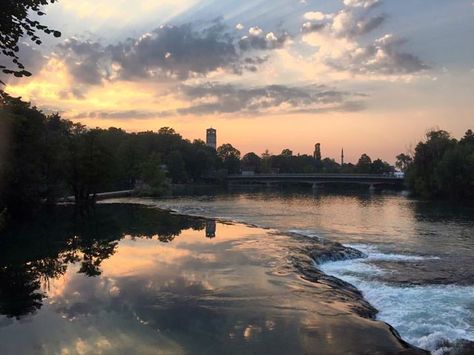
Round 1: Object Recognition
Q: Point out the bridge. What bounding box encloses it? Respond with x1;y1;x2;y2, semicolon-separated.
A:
226;173;405;190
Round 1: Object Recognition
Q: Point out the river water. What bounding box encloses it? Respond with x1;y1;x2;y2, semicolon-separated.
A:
110;190;474;354
0;190;472;354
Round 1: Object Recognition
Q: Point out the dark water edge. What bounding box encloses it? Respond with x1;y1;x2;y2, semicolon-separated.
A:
0;203;470;354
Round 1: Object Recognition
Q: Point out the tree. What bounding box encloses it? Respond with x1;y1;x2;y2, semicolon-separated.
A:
137;154;167;196
1;0;61;81
371;158;393;174
259;150;272;173
217;143;241;174
395;153;413;173
356;154;372;173
166;150;187;183
406;129;456;197
281;149;293;157
0;93;71;213
241;152;261;172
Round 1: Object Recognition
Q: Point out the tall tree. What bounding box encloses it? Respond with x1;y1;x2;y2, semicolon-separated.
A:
217;144;241;174
241;152;261;172
356;154;372;173
395;153;413;173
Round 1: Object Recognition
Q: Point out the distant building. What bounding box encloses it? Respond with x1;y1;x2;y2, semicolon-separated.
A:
206;128;217;150
313;143;321;161
341;148;344;166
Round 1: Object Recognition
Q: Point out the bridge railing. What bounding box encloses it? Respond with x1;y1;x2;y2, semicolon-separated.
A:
227;173;403;180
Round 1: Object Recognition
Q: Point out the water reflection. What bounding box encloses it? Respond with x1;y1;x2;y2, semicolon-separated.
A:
206;220;216;239
0;205;206;319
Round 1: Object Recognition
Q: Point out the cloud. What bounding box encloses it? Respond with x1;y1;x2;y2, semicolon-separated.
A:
303;11;328;21
53;21;287;85
238;30;289;51
350;34;429;75
301;0;428;76
71;110;159;120
69;82;367;119
108;22;239;80
302;1;385;37
171;82;366;116
343;0;380;8
56;38;109;85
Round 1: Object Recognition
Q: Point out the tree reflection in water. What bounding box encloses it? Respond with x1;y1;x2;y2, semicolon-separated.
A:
0;204;206;319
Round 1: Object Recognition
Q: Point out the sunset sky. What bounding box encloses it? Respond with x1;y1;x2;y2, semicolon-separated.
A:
3;0;474;163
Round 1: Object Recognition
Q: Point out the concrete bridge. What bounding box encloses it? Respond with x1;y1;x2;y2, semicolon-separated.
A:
226;173;404;190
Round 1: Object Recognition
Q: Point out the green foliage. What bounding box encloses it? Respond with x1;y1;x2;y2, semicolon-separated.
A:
241;152;261;172
166;150;188;183
1;0;61;81
0;93;71;213
404;129;474;199
66;128;113;204
217;143;241;174
356;153;372;173
137;154;167;196
395;153;413;173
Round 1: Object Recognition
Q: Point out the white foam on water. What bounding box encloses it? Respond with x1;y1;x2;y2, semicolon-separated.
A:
319;245;474;354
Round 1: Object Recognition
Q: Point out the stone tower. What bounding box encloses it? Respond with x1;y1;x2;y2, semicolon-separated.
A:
206;128;217;150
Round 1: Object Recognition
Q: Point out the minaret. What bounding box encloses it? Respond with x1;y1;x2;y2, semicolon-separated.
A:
206;128;217;150
341;148;344;166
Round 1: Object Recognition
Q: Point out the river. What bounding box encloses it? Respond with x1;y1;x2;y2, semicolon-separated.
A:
0;189;472;354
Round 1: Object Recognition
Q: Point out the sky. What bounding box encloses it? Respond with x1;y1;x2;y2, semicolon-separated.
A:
3;0;474;163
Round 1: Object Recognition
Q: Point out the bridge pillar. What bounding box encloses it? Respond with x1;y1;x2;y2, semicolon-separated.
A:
312;183;319;191
369;184;376;192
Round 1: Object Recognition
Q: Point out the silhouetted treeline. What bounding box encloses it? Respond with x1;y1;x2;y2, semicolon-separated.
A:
400;129;474;199
0;93;221;216
240;149;393;175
